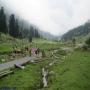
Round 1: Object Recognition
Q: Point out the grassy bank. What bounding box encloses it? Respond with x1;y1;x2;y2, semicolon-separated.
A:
0;57;53;90
47;50;90;90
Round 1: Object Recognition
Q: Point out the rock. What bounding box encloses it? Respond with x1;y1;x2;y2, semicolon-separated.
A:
49;71;55;75
53;50;58;53
42;68;48;88
63;56;66;59
22;66;25;69
49;63;53;66
30;60;35;63
1;59;5;62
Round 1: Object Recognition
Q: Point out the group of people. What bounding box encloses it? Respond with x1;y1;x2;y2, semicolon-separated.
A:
29;48;46;57
29;48;40;56
13;45;46;57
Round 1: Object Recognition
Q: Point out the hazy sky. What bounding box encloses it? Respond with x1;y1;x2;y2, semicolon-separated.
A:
1;0;90;35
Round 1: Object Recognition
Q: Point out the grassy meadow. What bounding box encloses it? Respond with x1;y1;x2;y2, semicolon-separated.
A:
0;33;90;90
47;50;90;90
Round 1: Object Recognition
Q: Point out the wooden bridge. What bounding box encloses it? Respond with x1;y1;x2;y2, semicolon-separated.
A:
0;56;38;77
0;56;37;71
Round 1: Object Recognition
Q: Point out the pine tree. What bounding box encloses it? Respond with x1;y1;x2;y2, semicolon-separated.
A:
9;14;16;37
28;27;33;42
29;32;32;42
34;29;40;38
0;7;7;34
30;26;34;37
72;38;76;44
18;31;22;39
15;19;19;37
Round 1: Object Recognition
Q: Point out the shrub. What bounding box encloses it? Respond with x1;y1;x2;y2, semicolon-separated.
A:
85;37;90;46
82;44;88;51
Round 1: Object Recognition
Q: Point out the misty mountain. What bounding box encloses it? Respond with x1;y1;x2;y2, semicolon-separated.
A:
61;20;90;41
39;30;59;40
0;3;57;40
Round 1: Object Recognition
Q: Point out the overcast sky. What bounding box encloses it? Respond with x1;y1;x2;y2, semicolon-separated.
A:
0;0;90;35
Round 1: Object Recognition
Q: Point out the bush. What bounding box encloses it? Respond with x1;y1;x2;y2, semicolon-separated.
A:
82;37;90;51
82;44;88;51
85;37;90;46
57;49;67;55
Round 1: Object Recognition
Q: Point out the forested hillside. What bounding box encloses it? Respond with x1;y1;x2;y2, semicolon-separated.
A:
0;7;40;42
62;21;90;41
0;5;57;41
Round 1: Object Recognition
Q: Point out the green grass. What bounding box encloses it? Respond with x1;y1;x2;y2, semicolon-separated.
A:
29;42;60;52
33;38;57;44
0;33;61;64
0;43;13;53
47;50;90;90
0;57;53;90
0;64;41;90
1;33;90;90
0;33;60;53
0;43;13;63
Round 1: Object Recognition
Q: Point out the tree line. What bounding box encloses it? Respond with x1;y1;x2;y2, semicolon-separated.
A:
62;21;90;41
0;7;40;42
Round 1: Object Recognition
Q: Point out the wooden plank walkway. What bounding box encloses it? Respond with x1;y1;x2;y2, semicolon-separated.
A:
0;56;36;71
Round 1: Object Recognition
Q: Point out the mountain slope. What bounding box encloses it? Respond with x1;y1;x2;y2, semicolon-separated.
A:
61;21;90;41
